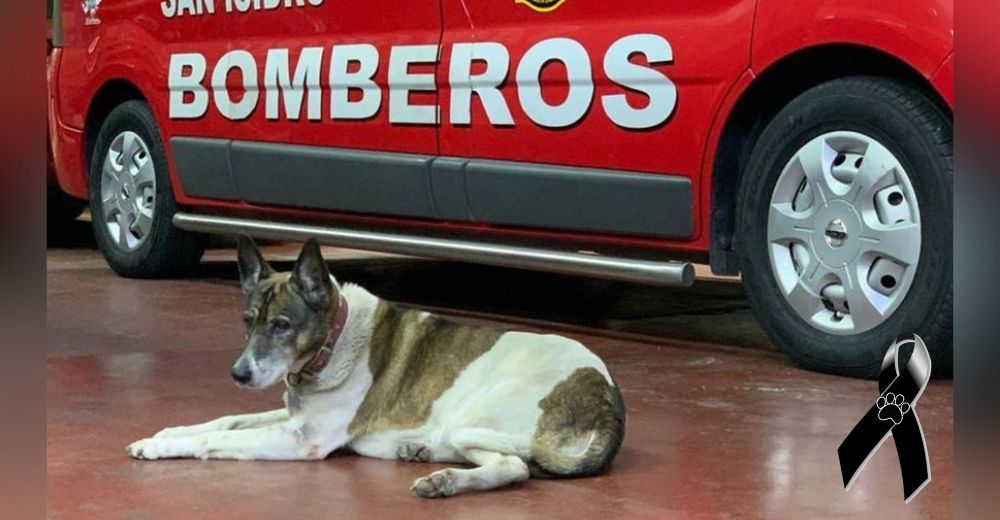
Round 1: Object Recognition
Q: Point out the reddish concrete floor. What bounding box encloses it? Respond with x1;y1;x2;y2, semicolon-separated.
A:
47;228;953;519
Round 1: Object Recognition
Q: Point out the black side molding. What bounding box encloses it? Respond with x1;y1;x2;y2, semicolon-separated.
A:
231;141;437;218
171;137;239;200
462;159;692;238
169;137;694;239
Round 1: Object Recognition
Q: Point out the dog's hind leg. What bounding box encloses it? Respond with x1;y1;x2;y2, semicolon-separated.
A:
411;448;529;498
410;426;533;498
152;409;288;439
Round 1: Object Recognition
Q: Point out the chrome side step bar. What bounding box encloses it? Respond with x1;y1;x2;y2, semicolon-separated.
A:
173;213;695;287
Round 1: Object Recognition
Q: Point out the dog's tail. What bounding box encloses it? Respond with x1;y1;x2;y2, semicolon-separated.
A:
528;368;626;478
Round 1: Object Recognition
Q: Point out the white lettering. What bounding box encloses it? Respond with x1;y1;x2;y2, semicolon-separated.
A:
231;0;252;13
211;50;258;120
449;42;513;126
162;0;215;16
161;0;177;17
388;45;439;125
223;0;317;14
168;53;208;119
516;38;593;128
602;34;676;129
164;0;319;17
264;47;323;121
329;44;381;120
166;35;677;130
178;0;197;16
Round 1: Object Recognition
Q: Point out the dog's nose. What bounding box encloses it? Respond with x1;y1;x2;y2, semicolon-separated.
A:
230;366;252;385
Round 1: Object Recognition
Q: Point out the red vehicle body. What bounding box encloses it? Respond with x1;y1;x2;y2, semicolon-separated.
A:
48;0;954;377
49;0;953;259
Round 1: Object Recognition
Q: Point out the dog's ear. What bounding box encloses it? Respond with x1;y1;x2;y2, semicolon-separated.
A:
237;235;273;298
290;238;335;309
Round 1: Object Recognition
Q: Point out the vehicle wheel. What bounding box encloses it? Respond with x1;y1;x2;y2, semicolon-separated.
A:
736;76;952;378
88;100;204;278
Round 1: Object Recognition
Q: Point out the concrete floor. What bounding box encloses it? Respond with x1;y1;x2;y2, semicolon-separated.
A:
47;222;953;518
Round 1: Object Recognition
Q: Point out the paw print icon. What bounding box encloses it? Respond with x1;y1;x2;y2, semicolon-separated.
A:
876;392;911;425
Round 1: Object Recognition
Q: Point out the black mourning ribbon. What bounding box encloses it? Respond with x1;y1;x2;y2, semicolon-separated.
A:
837;333;932;502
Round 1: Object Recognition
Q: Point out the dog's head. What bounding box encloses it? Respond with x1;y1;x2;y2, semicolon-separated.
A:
230;236;339;389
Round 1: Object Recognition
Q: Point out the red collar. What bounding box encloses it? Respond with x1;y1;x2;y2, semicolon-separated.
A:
285;295;348;386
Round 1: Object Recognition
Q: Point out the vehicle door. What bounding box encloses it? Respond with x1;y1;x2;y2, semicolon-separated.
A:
437;0;756;240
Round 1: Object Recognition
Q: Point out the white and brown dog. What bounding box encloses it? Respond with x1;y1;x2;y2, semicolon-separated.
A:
127;237;625;498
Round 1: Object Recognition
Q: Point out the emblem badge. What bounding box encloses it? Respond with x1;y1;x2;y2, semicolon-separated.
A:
515;0;570;13
82;0;102;26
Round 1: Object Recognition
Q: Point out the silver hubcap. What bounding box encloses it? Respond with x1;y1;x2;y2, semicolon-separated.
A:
100;131;156;251
767;131;921;335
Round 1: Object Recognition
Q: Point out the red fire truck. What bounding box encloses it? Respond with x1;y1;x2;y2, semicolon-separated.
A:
48;0;953;377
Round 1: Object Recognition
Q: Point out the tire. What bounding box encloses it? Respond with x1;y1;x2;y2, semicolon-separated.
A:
88;100;204;278
735;76;952;378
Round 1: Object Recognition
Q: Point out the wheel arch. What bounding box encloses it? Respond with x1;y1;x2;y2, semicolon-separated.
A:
708;43;952;275
83;79;148;179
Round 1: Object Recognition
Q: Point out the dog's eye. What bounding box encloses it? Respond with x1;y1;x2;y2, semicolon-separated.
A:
270;318;292;333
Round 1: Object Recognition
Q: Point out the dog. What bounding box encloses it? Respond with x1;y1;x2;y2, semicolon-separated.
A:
127;237;626;498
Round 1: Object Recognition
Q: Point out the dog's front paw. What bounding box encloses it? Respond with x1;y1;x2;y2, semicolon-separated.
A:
411;469;457;498
127;438;165;460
